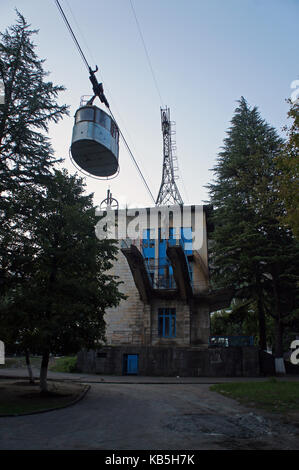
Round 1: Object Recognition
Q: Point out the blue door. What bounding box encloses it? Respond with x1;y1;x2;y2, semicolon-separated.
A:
126;354;139;375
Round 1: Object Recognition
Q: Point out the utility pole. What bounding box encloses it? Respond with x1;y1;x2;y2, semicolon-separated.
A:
156;107;183;206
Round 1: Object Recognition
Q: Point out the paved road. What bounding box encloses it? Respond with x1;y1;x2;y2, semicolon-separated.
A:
0;377;298;450
2;367;299;383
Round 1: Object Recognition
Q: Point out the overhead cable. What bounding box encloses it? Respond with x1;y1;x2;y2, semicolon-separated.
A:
54;0;156;204
109;108;156;204
55;0;91;71
129;0;165;107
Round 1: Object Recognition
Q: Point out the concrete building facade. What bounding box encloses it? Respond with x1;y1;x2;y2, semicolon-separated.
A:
77;204;259;376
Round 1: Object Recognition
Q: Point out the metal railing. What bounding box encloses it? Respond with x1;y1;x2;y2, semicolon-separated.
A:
121;237;194;290
209;336;254;348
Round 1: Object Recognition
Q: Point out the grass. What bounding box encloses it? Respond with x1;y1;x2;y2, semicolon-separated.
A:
0;356;43;369
210;378;299;413
49;356;78;373
0;355;78;373
0;379;86;415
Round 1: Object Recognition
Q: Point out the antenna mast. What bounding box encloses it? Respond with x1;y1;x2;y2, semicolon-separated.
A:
156;107;183;206
100;189;119;210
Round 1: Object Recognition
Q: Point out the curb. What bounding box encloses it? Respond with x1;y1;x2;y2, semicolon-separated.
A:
0;383;90;418
79;380;226;385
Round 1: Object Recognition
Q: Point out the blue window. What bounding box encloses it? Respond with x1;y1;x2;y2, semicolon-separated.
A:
142;229;155;257
158;308;176;338
142;229;156;283
180;227;193;254
168;227;177;247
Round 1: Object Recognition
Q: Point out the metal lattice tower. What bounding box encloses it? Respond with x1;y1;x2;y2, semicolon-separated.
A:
100;189;119;210
156;107;183;206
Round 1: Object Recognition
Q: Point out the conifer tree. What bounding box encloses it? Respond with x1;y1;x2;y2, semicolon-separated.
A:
0;13;125;391
0;11;67;186
0;11;68;296
276;99;299;238
208;97;299;361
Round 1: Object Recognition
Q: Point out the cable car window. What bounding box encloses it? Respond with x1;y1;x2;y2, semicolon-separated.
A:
114;126;119;142
111;121;118;138
95;108;102;124
99;113;110;131
76;108;94;123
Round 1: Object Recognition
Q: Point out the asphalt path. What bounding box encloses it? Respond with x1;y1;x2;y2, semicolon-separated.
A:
0;376;299;450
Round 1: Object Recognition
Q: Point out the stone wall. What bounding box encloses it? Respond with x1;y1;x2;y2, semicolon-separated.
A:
77;346;260;377
104;247;146;345
150;298;191;347
103;205;213;349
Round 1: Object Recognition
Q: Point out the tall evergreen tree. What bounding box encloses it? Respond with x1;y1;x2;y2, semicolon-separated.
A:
207;97;299;362
0;11;67;186
0;13;125;392
0;11;68;296
276;99;299;239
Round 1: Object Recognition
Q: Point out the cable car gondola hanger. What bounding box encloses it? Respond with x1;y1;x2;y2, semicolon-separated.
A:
70;65;120;179
54;0;156;202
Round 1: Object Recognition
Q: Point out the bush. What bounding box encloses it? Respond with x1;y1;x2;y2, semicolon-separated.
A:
50;356;78;373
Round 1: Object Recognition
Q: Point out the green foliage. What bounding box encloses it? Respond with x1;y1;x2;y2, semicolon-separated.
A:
276;100;299;239
0;11;68;187
210;299;259;340
208;97;284;287
0;11;68;300
0;13;125;389
1;169;125;354
210;380;299;413
50;356;78;373
207;97;299;355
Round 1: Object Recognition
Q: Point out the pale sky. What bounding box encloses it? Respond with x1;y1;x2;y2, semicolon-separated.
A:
1;0;298;208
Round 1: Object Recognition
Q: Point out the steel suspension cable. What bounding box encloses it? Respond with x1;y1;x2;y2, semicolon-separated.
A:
129;0;165;108
54;0;156;204
55;0;90;71
108;107;156;204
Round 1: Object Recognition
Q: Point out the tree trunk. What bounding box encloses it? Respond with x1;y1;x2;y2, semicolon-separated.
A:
25;349;35;384
274;319;284;358
257;289;267;351
40;350;50;394
274;313;286;375
271;276;286;375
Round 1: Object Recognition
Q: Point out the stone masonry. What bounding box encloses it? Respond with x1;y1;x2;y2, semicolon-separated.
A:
76;205;256;376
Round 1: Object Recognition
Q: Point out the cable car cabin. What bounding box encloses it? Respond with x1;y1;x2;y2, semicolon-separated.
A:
71;105;119;177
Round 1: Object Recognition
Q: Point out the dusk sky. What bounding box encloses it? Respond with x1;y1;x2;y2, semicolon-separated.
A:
1;0;298;208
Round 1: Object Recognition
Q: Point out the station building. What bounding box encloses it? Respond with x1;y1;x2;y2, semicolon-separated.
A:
77;204;259;376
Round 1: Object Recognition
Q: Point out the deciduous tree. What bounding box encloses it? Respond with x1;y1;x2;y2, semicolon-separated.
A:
2;170;125;393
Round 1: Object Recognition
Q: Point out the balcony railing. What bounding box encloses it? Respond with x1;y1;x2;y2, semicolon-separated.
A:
121;237;193;290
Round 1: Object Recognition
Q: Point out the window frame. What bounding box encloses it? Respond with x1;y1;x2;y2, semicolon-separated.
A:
158;308;176;338
75;107;95;123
